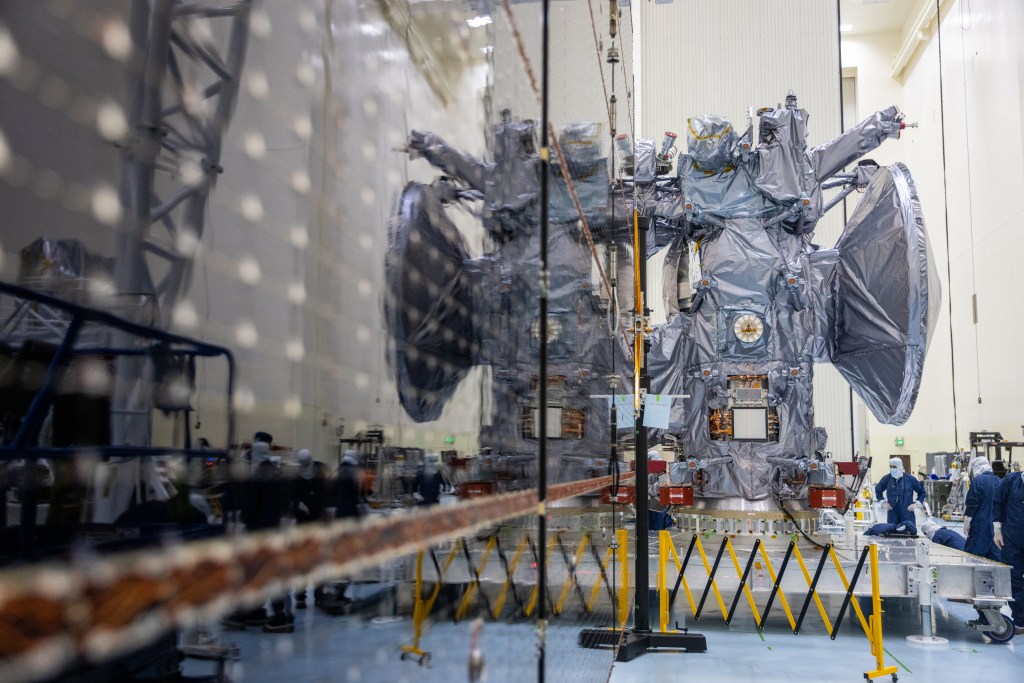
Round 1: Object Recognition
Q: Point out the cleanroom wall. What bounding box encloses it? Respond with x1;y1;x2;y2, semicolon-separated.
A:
0;0;631;460
182;0;497;458
185;0;632;459
0;1;493;459
843;0;1024;481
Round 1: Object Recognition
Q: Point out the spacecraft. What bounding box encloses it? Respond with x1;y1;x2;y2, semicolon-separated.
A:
644;93;939;513
387;114;633;486
385;92;941;513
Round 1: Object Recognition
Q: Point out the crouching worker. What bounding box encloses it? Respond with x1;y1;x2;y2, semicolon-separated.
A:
921;520;966;551
864;521;917;537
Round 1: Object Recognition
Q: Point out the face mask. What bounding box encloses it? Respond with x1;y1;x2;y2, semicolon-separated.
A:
890;467;903;480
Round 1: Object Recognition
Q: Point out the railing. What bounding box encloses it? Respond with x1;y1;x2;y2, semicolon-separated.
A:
0;472;633;683
656;531;899;682
401;527;632;664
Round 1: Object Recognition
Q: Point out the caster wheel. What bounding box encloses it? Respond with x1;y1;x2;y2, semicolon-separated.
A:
400;653;408;661
420;653;431;667
891;675;898;682
987;614;1016;644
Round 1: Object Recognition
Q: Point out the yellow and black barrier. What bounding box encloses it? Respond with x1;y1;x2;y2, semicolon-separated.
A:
657;532;898;682
403;528;633;661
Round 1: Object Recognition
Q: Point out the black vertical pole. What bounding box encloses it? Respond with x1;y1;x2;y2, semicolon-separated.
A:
607;4;618;501
537;0;550;680
606;3;621;641
634;214;651;632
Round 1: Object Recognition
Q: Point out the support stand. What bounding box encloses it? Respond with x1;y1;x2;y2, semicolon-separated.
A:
906;539;947;647
579;216;707;661
578;628;707;661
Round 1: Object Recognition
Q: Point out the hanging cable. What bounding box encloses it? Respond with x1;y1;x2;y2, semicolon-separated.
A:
955;0;982;405
499;0;634;356
778;496;828;551
615;2;636;145
934;0;960;448
833;0;859;461
584;0;636;227
586;0;613;129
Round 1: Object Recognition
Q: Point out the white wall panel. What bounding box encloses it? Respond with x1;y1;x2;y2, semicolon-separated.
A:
842;0;1024;480
495;1;635;142
190;0;496;456
638;0;841;147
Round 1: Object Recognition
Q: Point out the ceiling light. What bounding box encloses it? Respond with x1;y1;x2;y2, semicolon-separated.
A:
467;15;492;28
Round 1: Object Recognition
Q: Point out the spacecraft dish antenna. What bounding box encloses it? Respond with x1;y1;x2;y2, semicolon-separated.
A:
831;163;941;425
384;183;476;422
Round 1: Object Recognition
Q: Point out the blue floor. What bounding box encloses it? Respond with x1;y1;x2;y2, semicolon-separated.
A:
183;609;615;682
183;595;1021;682
610;597;1022;683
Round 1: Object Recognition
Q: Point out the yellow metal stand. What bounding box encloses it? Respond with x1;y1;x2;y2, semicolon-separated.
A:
525;535;556;617
792;544;833;633
651;533;898;681
397;531;895;678
725;538;762;625
401;545;458;664
828;546;872;637
656;530;695;632
864;543;899;681
656;533;766;630
585;537;616;613
615;528;630;629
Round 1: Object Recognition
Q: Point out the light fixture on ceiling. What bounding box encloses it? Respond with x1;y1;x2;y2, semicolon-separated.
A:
466;15;492;28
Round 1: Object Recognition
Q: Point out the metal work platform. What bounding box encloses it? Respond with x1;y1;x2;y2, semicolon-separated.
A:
398;508;1014;644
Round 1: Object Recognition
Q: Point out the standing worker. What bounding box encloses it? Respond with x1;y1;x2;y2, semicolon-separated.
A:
292;448;330;524
993;467;1024;635
413;452;446;506
319;450;364;614
245;442;293;632
291;448;330;609
964;456;1002;561
335;450;364;520
244;431;273;469
875;457;926;527
223;442;294;632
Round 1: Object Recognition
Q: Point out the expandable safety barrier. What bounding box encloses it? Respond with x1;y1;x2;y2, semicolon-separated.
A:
657;532;899;682
402;528;632;663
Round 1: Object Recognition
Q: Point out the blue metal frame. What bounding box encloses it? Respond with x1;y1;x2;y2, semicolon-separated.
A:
0;279;236;552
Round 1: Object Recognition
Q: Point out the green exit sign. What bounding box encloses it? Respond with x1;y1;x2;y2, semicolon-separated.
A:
895;437;904;447
443;435;455;445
